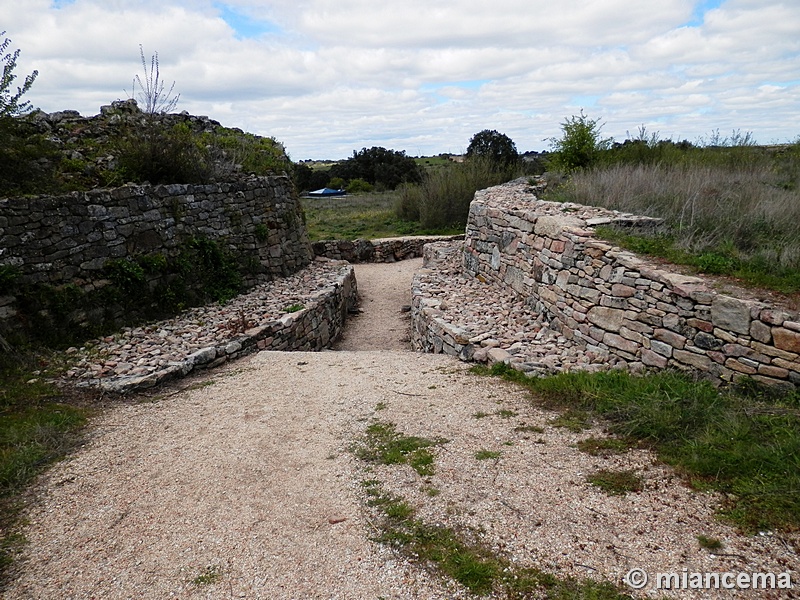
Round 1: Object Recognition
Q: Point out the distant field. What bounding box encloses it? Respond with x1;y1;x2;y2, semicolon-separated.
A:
301;191;462;241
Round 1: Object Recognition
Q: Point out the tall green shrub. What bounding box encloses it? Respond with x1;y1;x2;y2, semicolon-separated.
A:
397;156;517;229
548;110;612;172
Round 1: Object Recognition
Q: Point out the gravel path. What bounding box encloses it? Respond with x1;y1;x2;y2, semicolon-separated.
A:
4;261;798;599
333;259;420;351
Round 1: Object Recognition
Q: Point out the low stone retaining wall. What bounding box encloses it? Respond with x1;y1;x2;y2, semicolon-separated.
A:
312;235;463;263
414;179;800;391
411;243;476;360
84;262;357;394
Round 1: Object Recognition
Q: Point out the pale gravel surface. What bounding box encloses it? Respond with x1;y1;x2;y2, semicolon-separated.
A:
334;259;420;352
4;261;798;599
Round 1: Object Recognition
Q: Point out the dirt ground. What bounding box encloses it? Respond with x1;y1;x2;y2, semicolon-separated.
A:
3;260;797;599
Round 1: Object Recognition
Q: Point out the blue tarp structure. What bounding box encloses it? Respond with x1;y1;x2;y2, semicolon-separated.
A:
307;188;346;197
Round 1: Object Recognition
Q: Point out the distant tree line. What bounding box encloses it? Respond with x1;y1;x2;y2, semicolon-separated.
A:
293;146;423;193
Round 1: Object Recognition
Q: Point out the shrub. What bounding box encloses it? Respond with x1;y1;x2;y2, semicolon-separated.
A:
346;178;373;193
547;110;612;172
397;155;518;229
115;121;211;184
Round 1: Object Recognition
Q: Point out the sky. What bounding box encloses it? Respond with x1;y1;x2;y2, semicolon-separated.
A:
2;0;799;160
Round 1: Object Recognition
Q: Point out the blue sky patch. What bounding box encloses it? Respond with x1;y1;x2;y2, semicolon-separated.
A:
686;0;725;26
570;95;600;108
51;0;75;8
214;3;282;39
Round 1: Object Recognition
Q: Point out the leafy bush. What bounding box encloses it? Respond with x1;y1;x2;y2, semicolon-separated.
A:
346;178;373;193
114;121;211;185
547;110;612;172
396;155;518;229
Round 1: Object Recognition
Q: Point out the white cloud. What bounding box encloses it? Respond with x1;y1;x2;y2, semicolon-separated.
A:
1;0;798;158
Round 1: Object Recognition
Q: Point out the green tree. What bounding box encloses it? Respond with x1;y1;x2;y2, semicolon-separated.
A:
0;33;57;196
1;32;38;117
330;147;422;190
548;110;613;172
465;129;519;169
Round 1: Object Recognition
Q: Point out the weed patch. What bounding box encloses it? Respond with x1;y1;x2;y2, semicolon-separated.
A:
353;421;448;476
477;362;800;532
0;352;91;579
548;409;592;432
474;449;501;461
577;437;634;456
191;565;222;586
696;534;724;551
356;479;630;598
586;469;643;496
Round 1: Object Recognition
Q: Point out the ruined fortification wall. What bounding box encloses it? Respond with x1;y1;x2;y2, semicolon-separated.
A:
0;175;312;342
312;234;464;263
457;180;799;391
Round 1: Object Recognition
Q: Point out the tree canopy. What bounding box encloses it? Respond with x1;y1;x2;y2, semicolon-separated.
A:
465;129;519;169
330;146;422;190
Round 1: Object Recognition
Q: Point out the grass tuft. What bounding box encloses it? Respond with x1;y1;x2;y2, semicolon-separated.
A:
696;534;724;551
191;565;222;586
586;469;643;495
478;362;800;532
577;436;634;456
474;449;501;461
353;421;448;476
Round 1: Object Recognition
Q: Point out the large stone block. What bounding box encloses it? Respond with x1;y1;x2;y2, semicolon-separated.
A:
711;295;751;335
586;306;626;332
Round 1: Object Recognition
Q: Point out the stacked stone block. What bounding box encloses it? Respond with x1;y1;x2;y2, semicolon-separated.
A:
93;264;357;393
456;180;799;390
0;175;312;337
312;234;463;263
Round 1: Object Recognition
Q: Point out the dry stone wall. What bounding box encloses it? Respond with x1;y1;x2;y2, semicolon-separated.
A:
89;262;357;394
0;175;312;341
448;179;799;391
312;234;463;263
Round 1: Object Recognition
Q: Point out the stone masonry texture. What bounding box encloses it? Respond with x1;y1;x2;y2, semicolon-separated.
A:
0;175;312;339
413;179;800;392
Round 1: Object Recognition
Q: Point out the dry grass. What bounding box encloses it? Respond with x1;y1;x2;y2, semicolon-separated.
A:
547;151;800;292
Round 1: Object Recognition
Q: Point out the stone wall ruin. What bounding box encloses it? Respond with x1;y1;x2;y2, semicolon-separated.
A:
0;175;312;343
414;180;800;392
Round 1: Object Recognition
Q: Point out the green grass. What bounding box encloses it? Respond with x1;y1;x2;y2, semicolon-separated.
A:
475;363;800;533
696;534;724;551
596;226;800;296
0;353;90;578
358;480;630;598
576;437;634;456
474;449;501;461
513;424;545;434
300;191;461;241
353;421;448;476
548;409;592;432
191;564;223;586
586;469;643;496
